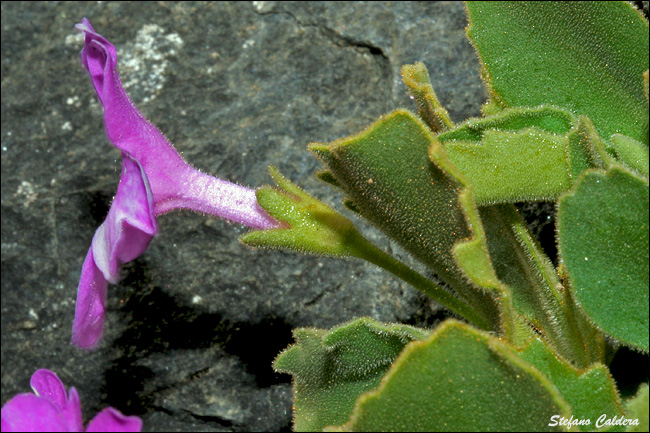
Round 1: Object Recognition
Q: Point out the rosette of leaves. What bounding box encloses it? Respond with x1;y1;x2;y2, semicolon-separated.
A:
244;2;649;431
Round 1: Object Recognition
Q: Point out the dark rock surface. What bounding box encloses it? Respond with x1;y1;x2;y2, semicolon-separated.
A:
1;2;486;431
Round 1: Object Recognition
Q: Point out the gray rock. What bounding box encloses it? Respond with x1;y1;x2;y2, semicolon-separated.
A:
1;2;484;431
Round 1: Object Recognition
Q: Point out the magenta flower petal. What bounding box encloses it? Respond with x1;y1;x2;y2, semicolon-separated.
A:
1;393;69;432
75;18;278;229
1;370;141;432
72;155;154;349
85;408;143;432
62;388;84;432
30;369;68;410
29;369;84;430
91;154;157;284
71;247;108;349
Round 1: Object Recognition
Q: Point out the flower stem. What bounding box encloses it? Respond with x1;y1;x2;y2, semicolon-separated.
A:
348;232;492;331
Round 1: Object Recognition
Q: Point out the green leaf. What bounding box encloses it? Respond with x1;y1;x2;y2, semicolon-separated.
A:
441;107;574;203
333;320;570;431
609;134;650;177
309;110;465;277
442;104;576;140
566;116;611;179
309;110;502;331
273;318;429;432
438;106;613;204
557;166;649;351
518;338;623;431
449;127;571;203
625;384;649;432
466;1;650;145
401;62;454;132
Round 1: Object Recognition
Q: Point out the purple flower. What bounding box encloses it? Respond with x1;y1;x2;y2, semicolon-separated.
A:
76;18;276;227
71;18;279;348
72;154;156;348
1;369;142;432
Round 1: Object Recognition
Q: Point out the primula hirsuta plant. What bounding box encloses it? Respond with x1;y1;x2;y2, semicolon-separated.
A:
0;369;141;432
241;2;649;431
6;3;645;432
